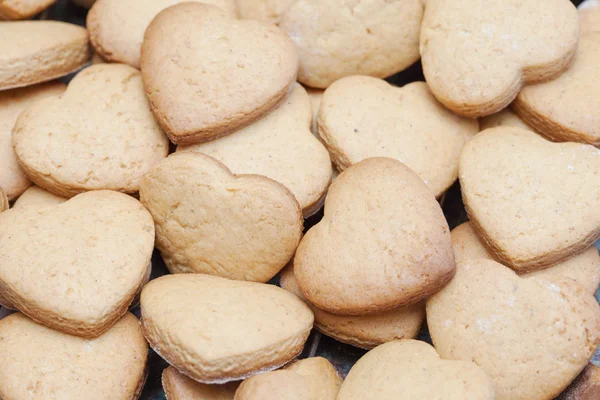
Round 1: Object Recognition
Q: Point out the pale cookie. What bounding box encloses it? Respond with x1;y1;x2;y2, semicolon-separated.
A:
280;265;425;349
580;0;600;33
479;108;532;132
420;0;579;117
452;222;600;295
337;340;494;400
0;189;7;213
318;77;478;197
428;259;600;400
0;313;147;400
177;84;331;218
13;64;169;198
0;21;89;90
295;157;455;316
0;81;65;201
514;33;600;146
460;128;600;272
0;0;55;20
559;362;600;400
162;366;239;400
141;2;298;144
88;0;237;69
0;190;154;338
140;152;302;282
141;274;314;383
12;185;67;210
279;0;423;89
234;357;341;400
236;0;295;25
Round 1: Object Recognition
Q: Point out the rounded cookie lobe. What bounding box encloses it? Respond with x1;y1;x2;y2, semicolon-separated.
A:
141;2;298;144
12;185;67;210
140;274;314;383
420;0;579;117
162;366;238;400
294;157;455;316
279;0;423;89
337;340;495;400
0;0;56;20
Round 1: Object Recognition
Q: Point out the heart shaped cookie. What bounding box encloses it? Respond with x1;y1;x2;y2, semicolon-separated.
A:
12;186;67;210
236;0;295;24
460;127;600;272
420;0;579;117
580;0;600;33
318;77;478;197
140;152;302;282
141;2;297;144
140;274;314;383
0;190;155;337
0;0;55;19
162;366;239;400
178;84;332;217
452;222;600;295
514;33;600;146
427;259;600;400
87;0;238;68
235;357;341;400
280;265;425;349
0;21;90;90
279;0;423;88
13;64;169;198
294;157;455;316
337;340;494;400
0;82;65;200
0;312;147;400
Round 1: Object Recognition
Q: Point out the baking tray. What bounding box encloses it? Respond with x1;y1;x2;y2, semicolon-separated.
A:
2;1;597;398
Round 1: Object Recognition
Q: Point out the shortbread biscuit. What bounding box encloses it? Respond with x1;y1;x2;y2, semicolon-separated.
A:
420;0;579;117
140;274;314;383
0;190;155;338
559;362;600;400
0;21;89;90
279;0;423;88
0;82;65;201
514;33;600;146
460;128;600;272
280;265;425;349
0;312;147;400
318;77;478;197
88;0;237;69
295;157;455;316
580;0;600;33
236;0;295;24
162;366;238;400
177;84;331;218
140;152;302;282
235;357;341;400
0;0;55;20
0;189;7;213
12;185;67;210
428;259;600;400
452;222;600;295
337;340;494;400
141;2;298;144
13;64;169;198
479;108;532;132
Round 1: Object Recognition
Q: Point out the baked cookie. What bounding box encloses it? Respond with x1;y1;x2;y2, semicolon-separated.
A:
337;340;494;400
141;2;297;144
236;0;295;24
12;185;67;210
420;0;579;117
460;127;600;272
580;0;600;33
295;157;455;316
0;190;155;338
479;108;532;132
140;274;314;383
0;21;89;90
13;64;169;198
318;77;478;197
452;222;600;295
559;362;600;400
427;259;600;400
0;189;7;213
235;357;341;400
0;82;65;201
162;366;239;400
0;312;147;400
279;0;422;89
177;84;331;218
280;265;425;349
88;0;237;69
0;0;55;20
514;33;600;146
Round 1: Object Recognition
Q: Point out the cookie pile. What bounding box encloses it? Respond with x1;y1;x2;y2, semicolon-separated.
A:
0;0;599;399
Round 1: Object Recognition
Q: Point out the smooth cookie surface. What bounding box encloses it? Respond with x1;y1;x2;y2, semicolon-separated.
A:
162;366;238;400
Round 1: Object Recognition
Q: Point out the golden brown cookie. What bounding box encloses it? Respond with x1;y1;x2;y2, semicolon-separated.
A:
0;0;55;20
141;2;298;144
140;274;314;383
162;366;239;400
